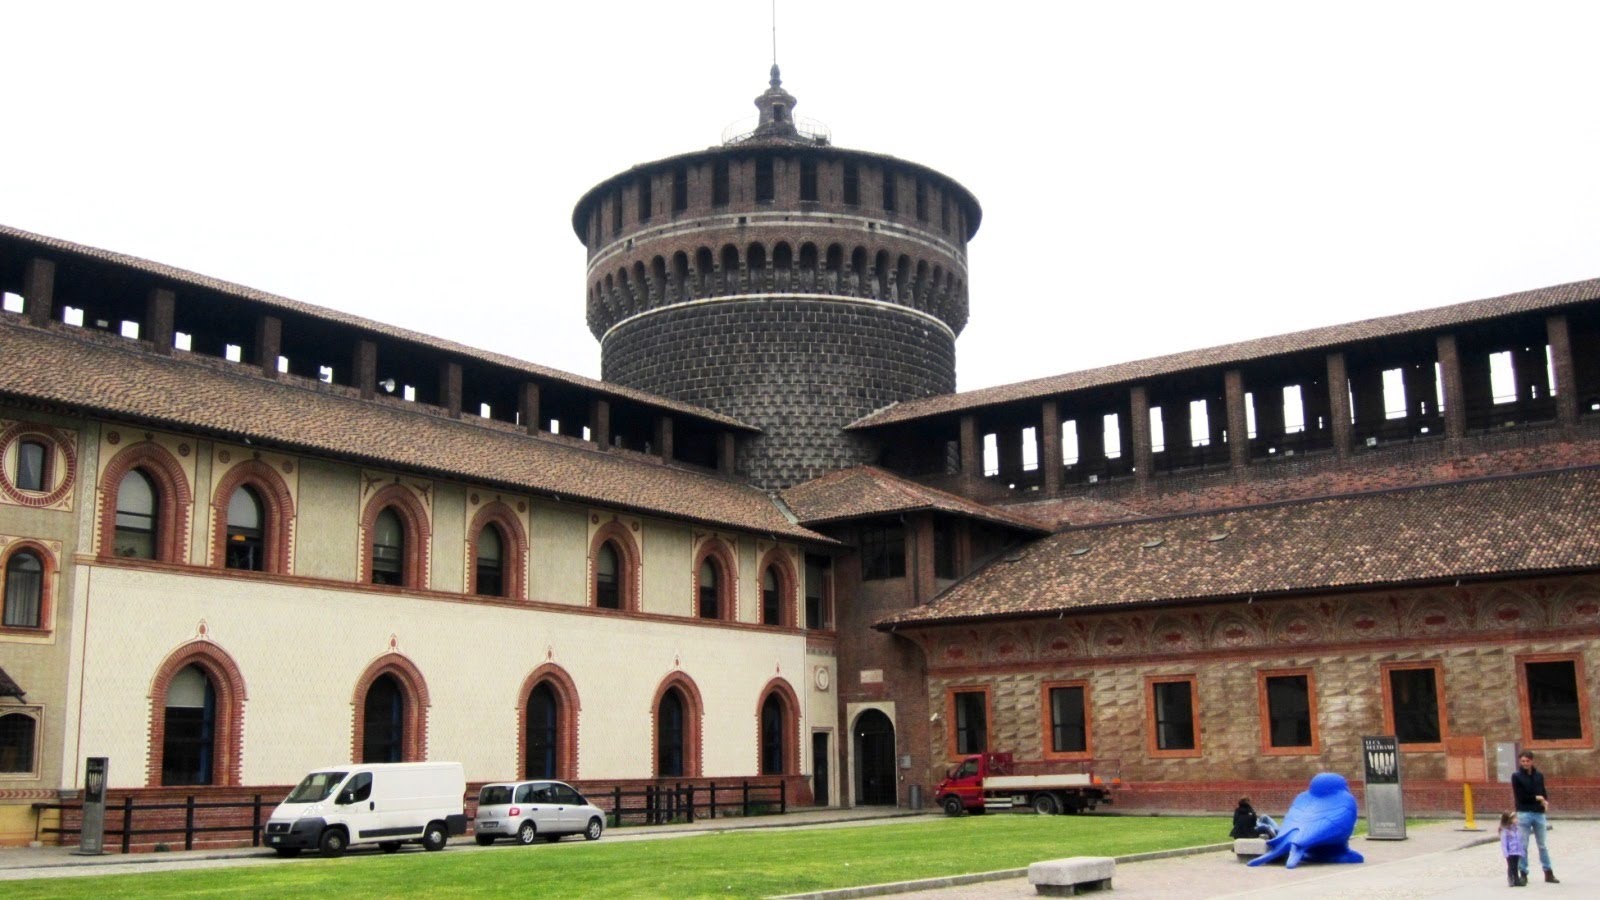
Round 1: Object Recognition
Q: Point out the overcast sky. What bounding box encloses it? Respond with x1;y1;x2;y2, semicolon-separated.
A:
5;1;1599;391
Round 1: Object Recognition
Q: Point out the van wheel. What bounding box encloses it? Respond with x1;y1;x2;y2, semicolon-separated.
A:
474;834;496;846
516;822;537;845
380;841;403;853
318;828;348;857
274;847;301;858
942;796;964;817
584;817;603;841
422;822;448;852
1032;793;1059;816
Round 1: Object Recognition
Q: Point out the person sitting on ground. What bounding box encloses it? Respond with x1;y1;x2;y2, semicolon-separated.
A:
1231;798;1261;838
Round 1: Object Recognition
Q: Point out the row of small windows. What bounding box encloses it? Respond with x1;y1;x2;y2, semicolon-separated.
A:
593;158;966;243
96;446;833;627
591;243;966;319
945;656;1591;761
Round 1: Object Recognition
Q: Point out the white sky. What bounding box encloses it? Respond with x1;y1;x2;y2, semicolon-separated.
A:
4;1;1599;392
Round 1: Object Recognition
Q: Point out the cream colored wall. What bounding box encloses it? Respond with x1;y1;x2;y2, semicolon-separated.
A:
430;482;466;593
531;503;587;604
640;520;690;616
292;459;359;581
70;565;811;787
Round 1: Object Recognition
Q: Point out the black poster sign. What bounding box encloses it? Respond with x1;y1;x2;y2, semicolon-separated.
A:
1363;735;1399;784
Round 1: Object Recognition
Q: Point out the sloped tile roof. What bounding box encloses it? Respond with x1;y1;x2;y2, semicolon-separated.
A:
878;467;1600;627
849;277;1600;429
781;465;1049;534
0;224;754;431
0;319;827;543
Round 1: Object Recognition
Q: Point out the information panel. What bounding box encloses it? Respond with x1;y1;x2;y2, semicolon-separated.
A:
1362;735;1406;840
77;757;109;855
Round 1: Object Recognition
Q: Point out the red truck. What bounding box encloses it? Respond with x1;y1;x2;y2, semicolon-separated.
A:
935;752;1118;816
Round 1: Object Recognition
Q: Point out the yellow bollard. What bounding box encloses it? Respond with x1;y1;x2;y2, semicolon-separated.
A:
1461;783;1481;831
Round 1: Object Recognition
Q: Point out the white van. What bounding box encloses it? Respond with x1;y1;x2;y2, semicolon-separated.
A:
263;762;468;857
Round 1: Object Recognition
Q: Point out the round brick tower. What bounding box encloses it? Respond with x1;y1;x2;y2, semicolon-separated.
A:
573;67;981;489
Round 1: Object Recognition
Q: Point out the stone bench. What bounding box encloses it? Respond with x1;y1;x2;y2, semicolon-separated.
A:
1028;856;1115;896
1234;837;1269;862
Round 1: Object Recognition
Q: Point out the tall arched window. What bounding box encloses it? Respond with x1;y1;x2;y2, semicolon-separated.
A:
596;541;621;609
114;469;158;559
0;712;38;775
162;665;216;785
362;674;405;763
760;693;786;775
525;682;558;779
225;486;264;571
371;508;404;586
475;524;504;597
761;567;781;626
658;689;686;777
3;550;43;629
697;559;721;619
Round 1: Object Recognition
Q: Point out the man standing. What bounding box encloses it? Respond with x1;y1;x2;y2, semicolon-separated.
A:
1511;751;1558;884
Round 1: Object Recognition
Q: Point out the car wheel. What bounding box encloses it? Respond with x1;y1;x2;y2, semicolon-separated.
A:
274;847;302;858
1033;793;1059;816
422;821;448;852
584;817;603;841
318;827;348;857
942;796;964;817
474;834;496;846
380;841;403;854
516;821;538;845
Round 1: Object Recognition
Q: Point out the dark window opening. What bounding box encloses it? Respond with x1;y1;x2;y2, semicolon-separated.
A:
15;439;48;492
1389;667;1441;744
1525;660;1583;741
362;674;405;763
933;518;958;580
698;559;721;619
596;541;621;609
0;713;36;774
162;665;216;785
1265;674;1313;748
761;566;781;626
881;171;897;213
760;694;785;775
637;178;652;222
658;690;685;776
672;168;688;212
525;682;558;779
914;180;927;220
804;554;830;629
1153;680;1195;751
225;486;264;571
953;690;987;754
860;523;906;580
114;469;158;560
799;159;818;201
3;550;43;629
1049;686;1087;754
475;524;504;597
371;508;404;586
755;158;775;202
712;160;730;207
842;163;859;205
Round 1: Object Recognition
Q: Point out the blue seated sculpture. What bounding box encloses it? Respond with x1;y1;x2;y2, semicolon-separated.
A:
1247;772;1364;868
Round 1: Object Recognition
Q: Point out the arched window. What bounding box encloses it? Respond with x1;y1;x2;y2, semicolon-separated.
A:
0;712;38;775
761;566;781;626
761;693;786;775
3;549;43;629
15;439;49;492
697;559;721;619
114;469;158;559
658;689;686;777
371;508;404;585
225;486;264;571
525;682;558;779
596;541;621;609
362;673;405;763
475;524;504;597
162;665;216;785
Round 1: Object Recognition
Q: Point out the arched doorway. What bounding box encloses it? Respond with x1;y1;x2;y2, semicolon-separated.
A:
525;682;558;779
853;709;896;806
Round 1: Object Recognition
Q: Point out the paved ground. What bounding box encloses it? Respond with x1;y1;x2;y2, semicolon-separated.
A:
2;812;1593;898
889;819;1597;900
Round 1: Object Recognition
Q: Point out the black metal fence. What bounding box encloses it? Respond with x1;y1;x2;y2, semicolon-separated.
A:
605;779;787;827
33;794;270;854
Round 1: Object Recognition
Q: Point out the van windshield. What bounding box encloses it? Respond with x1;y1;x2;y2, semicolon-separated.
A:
479;785;514;805
285;771;348;804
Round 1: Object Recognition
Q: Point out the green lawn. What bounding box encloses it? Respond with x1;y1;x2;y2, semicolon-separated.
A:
10;815;1227;899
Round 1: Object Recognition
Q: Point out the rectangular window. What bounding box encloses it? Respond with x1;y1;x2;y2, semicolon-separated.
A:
933;518;958;580
755;158;775;202
1519;654;1590;747
637;178;652;222
842;163;859;205
712;160;730;207
610;192;622;236
860;523;906;581
1384;663;1444;747
1259;670;1318;753
1147;675;1200;756
1044;682;1090;757
804;554;830;629
672;167;688;212
799;159;818;202
914;179;927;220
950;688;989;755
881;171;897;213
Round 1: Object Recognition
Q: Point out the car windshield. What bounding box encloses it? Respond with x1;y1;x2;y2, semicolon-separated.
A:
285;771;348;804
479;785;514;806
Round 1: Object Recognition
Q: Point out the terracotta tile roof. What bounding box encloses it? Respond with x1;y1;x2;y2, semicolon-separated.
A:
781;466;1049;534
849;276;1600;429
0;224;755;432
0;319;828;543
878;467;1600;627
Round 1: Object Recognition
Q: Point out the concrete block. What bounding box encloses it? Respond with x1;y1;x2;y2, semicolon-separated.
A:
1029;856;1115;896
1234;837;1268;861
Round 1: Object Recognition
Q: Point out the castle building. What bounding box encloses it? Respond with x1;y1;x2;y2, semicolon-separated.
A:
2;70;1599;846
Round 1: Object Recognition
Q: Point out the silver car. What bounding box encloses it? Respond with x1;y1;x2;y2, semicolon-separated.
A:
474;780;605;845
